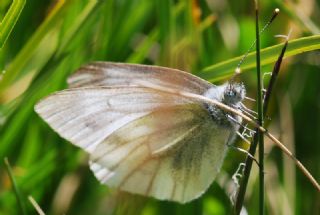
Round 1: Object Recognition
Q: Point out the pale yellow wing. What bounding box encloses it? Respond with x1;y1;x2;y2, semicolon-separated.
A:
67;62;213;94
34;87;193;153
90;104;231;203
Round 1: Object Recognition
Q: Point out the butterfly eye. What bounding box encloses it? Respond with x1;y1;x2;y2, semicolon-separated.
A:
227;91;235;97
223;83;246;105
225;87;237;99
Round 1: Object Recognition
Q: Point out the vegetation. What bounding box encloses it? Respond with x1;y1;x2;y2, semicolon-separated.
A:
0;0;319;214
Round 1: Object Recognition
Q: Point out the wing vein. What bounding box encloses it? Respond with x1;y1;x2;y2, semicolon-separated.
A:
146;159;161;196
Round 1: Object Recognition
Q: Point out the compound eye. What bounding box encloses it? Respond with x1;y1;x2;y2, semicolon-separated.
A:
227;90;235;97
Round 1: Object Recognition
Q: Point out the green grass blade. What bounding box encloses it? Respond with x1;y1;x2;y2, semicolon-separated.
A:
0;1;101;94
126;29;159;63
56;0;101;54
4;157;27;215
0;0;67;91
108;0;153;60
0;0;26;48
200;35;320;82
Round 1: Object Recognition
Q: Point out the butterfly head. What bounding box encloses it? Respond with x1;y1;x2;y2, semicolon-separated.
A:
203;82;246;129
223;82;246;106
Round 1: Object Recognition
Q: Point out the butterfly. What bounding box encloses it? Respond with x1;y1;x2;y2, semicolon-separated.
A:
35;62;246;203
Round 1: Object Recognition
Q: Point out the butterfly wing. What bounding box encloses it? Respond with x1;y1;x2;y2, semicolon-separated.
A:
67;62;213;94
36;74;231;202
34;87;195;153
90;104;230;203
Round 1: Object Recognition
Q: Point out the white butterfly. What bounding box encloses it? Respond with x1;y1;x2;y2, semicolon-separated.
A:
35;62;246;203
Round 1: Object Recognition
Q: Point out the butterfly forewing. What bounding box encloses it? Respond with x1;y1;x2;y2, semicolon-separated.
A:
89;104;230;203
67;62;213;94
35;87;194;153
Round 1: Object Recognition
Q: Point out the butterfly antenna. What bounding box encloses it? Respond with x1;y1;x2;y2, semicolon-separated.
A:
230;8;280;82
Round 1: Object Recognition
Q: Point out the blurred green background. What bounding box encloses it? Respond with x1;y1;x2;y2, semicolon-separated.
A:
0;0;319;214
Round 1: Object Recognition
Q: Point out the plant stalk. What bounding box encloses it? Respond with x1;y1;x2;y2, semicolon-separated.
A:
234;19;291;215
255;1;265;213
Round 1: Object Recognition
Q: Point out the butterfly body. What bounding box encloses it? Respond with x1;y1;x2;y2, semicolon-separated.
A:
35;62;245;203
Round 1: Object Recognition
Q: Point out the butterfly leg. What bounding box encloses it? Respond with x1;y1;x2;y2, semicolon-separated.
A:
227;114;256;138
239;103;257;117
229;162;246;204
227;142;259;167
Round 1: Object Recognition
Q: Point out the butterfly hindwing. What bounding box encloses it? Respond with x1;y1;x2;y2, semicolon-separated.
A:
89;104;230;203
